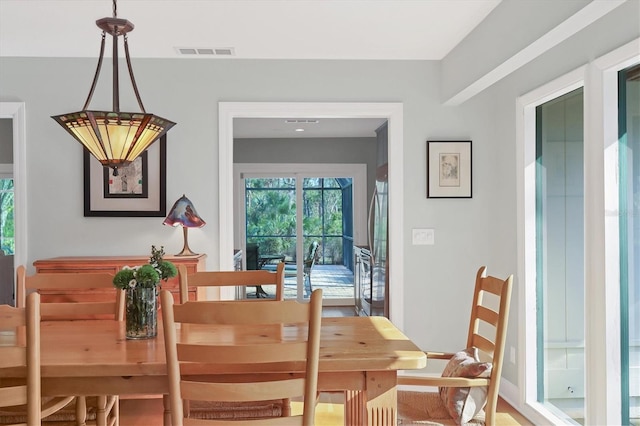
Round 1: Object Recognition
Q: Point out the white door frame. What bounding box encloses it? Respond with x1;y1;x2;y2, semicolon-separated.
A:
219;102;404;329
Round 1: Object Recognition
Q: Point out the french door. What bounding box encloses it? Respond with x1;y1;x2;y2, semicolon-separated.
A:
235;163;367;305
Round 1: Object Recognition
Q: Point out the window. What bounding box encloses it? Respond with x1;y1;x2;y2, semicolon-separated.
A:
518;40;640;425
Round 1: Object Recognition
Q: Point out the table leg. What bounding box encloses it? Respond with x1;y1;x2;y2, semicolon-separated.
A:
344;371;397;426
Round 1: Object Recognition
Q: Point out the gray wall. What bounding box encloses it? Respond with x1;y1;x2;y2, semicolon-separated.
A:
0;118;12;164
0;0;637;394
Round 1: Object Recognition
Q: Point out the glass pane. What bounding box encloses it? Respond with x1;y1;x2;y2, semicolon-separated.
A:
324;178;340;188
302;177;352;301
536;88;585;421
303;188;323;236
246;178;296;239
619;63;640;425
245;178;296;299
303;178;321;188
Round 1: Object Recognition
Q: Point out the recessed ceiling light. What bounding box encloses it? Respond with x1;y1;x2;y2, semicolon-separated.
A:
295;128;305;132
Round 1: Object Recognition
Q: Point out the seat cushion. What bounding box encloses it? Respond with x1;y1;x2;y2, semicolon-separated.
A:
397;391;485;425
0;398;97;424
439;348;492;425
188;400;283;420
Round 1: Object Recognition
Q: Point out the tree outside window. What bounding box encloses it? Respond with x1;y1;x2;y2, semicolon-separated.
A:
0;179;14;255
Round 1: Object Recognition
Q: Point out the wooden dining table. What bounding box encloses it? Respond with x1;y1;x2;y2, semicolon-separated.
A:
3;315;426;426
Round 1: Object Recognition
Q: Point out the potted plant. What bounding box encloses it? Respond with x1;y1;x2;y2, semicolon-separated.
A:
113;246;177;339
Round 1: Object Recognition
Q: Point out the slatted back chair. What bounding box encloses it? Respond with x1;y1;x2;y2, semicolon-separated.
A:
0;293;74;426
0;292;41;425
274;241;319;296
161;288;323;426
177;262;290;420
178;262;285;303
397;266;513;426
16;265;125;321
15;265;123;426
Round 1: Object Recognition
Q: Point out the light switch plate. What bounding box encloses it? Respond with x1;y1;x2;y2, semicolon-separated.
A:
412;228;435;245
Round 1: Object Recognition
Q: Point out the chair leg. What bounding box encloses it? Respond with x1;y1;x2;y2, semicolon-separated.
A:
163;395;172;426
75;396;88;426
104;395;118;426
281;398;291;417
304;273;312;297
112;396;119;426
96;395;107;426
183;399;191;418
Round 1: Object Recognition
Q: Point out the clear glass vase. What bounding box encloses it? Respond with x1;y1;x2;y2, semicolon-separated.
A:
125;286;158;339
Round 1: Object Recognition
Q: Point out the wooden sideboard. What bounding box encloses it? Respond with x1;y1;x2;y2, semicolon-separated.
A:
33;254;207;303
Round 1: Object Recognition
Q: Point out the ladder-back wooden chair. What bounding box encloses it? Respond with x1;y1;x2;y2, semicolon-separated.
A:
0;292;74;426
161;288;322;426
178;262;285;303
16;265;123;426
177;263;289;420
264;241;319;296
397;266;513;426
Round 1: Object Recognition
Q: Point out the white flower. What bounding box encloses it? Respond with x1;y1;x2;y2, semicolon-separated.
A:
128;279;137;288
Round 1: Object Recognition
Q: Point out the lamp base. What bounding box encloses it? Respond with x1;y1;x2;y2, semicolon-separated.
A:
175;247;198;257
175;227;198;257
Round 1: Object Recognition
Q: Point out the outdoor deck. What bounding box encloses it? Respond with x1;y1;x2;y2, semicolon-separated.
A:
247;264;355;300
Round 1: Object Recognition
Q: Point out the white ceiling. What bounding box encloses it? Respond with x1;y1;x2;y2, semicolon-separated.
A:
0;0;501;138
0;0;500;60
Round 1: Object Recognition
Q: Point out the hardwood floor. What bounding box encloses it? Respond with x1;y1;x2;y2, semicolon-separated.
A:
118;394;532;425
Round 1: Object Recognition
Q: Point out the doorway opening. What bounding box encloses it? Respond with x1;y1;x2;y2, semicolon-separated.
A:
0;102;26;307
218;102;404;328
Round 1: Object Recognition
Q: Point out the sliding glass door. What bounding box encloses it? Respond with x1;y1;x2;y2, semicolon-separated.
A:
242;174;355;304
536;88;585;421
619;63;640;426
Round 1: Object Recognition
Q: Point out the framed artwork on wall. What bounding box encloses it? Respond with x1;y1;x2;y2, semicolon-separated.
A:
103;153;149;199
426;140;472;198
83;135;167;217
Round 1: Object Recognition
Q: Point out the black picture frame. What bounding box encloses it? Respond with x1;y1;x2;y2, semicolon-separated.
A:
426;140;472;198
83;135;167;217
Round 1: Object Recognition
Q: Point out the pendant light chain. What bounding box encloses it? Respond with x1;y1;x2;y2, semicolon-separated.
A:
82;33;106;110
124;34;147;113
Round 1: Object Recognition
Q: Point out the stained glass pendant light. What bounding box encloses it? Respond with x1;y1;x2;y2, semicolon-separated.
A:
52;0;175;176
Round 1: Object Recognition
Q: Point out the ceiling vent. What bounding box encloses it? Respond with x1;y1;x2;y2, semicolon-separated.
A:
175;47;235;57
285;119;319;124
